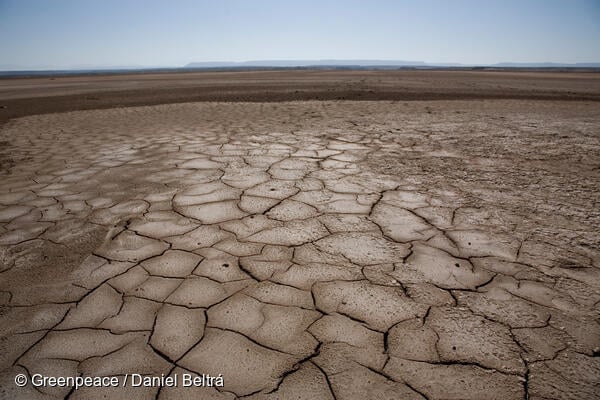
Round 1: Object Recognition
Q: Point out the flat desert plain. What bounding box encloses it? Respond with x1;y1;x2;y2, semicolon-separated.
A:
0;71;599;399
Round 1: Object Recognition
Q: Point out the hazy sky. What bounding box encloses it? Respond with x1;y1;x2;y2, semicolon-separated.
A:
1;0;599;68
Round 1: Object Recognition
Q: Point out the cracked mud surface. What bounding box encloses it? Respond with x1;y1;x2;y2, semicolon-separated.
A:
0;100;599;399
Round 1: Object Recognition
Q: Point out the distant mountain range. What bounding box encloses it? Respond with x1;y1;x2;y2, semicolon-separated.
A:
2;60;600;73
185;60;600;68
493;62;600;68
185;59;430;68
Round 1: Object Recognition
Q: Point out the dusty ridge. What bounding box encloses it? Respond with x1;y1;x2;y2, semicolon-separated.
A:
0;101;599;399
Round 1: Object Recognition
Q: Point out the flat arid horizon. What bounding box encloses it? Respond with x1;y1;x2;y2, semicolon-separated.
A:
0;70;599;399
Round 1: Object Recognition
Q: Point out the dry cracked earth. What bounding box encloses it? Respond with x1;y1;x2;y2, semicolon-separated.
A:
0;100;599;399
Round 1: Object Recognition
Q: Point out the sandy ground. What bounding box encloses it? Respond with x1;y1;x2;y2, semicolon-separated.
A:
0;72;599;399
1;70;600;124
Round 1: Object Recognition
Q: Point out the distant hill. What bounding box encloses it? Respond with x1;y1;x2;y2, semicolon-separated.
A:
185;60;600;69
492;62;600;68
185;60;429;68
2;60;599;75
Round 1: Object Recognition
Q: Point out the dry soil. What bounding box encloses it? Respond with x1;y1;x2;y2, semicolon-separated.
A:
0;71;599;399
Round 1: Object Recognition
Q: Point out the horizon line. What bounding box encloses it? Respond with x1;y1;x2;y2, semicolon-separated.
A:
2;59;600;72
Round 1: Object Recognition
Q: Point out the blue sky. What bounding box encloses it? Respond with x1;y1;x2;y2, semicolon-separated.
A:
1;0;599;68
